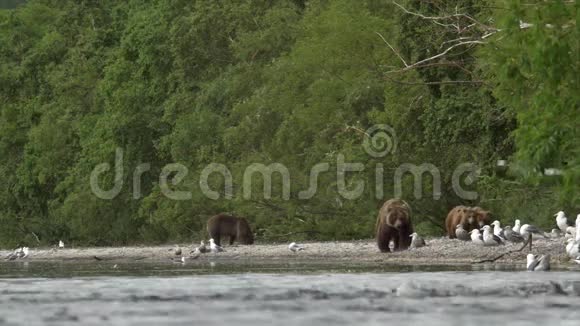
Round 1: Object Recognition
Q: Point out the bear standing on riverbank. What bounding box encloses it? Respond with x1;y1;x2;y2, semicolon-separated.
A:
375;199;413;252
445;206;492;238
471;206;492;227
207;214;254;246
446;206;471;238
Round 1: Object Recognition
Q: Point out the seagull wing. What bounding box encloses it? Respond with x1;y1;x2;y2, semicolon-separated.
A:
527;257;540;271
512;232;525;242
525;225;540;233
535;255;550;271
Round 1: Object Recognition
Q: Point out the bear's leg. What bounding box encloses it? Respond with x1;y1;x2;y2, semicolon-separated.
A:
397;225;411;250
229;235;236;245
377;225;391;252
392;231;400;251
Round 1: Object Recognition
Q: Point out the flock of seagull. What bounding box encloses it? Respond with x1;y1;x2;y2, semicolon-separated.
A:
451;210;580;271
169;239;306;263
5;239;64;261
170;238;226;263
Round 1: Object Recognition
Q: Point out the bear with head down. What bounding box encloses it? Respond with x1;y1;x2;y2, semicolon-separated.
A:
207;214;254;246
445;205;492;238
375;198;413;252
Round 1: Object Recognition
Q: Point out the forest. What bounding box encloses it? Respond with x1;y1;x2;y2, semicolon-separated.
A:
0;0;577;247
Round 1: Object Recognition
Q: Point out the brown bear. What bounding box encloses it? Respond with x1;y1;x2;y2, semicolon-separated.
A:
445;206;491;238
445;206;471;239
375;198;413;252
471;206;492;228
445;206;473;238
207;214;254;246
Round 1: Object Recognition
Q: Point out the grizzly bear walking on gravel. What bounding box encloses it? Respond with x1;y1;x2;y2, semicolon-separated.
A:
207;214;254;246
375;198;413;252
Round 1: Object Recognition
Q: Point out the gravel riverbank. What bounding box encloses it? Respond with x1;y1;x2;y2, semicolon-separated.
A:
1;236;575;269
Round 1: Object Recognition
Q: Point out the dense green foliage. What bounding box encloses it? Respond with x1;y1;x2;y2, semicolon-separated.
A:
0;0;577;247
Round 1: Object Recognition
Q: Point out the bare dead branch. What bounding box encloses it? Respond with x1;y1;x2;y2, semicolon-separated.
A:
345;124;370;137
408;40;484;69
392;1;498;32
375;32;408;67
384;76;485;86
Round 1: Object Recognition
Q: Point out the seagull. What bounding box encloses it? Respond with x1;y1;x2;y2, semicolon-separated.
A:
555;211;569;232
491;221;506;240
513;219;521;233
565;226;577;239
566;238;580;259
58;240;64;249
192;240;208;254
174;245;182;256
181;249;201;263
409;233;426;248
550;229;563;238
20;247;29;259
288;242;305;253
455;224;470;241
209;238;224;253
481;225;504;246
504;226;524;243
526;254;550;271
469;229;484;245
519;223;548;239
197;240;210;254
575;214;580;241
5;247;21;260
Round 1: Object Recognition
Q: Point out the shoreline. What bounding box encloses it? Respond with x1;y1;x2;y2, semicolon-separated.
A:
1;237;575;268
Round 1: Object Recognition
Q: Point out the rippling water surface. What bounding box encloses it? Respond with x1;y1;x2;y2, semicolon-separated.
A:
1;262;580;326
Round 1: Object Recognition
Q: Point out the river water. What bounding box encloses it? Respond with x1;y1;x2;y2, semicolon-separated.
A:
1;261;580;326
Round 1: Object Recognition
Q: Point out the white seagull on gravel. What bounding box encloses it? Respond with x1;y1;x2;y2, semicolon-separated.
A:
481;225;504;246
469;229;484;245
550;229;563;238
6;247;28;260
288;242;305;253
565;226;577;239
455;224;470;241
209;238;224;253
173;245;182;256
526;254;550;271
193;240;209;254
519;223;548;239
181;249;201;263
491;221;505;240
409;233;426;248
504;226;524;243
566;238;580;259
575;214;580;241
513;219;522;233
555;211;569;232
